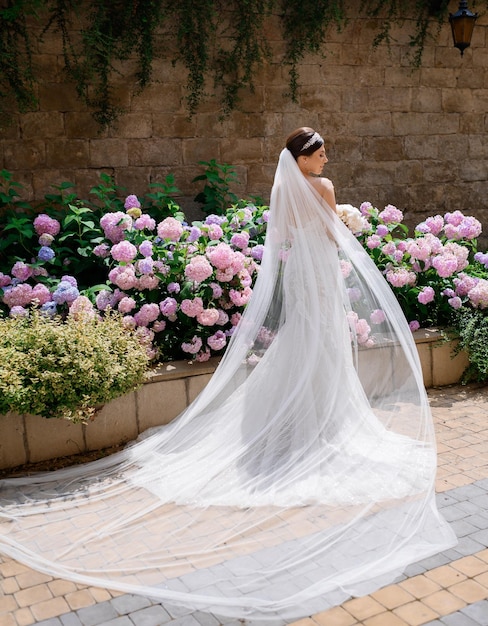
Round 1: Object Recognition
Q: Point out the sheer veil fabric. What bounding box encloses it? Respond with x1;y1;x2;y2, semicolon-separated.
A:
0;148;456;619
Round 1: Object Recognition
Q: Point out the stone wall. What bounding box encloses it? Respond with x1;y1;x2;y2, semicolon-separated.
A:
1;1;487;230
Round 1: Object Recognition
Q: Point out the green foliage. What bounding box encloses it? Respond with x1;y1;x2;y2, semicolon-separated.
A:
192;160;239;215
0;0;476;126
0;309;149;421
451;308;488;383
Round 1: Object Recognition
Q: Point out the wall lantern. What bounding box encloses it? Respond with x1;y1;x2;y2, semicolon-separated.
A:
449;0;478;55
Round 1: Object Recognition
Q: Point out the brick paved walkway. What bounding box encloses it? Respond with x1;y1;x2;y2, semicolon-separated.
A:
1;383;488;626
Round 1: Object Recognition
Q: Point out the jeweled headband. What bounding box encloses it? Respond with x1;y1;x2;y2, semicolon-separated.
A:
301;132;323;152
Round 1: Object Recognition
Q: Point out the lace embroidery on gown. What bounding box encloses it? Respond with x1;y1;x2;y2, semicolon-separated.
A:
0;149;456;620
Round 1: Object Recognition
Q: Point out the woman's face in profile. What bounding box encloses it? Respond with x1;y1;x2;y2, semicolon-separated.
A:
300;146;328;176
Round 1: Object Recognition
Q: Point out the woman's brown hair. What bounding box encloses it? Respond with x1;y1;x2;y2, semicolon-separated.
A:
286;127;324;160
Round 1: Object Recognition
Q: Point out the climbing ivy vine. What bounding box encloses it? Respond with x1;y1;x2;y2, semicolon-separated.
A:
0;0;483;128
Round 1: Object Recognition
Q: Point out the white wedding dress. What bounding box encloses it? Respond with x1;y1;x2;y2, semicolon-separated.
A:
0;149;456;620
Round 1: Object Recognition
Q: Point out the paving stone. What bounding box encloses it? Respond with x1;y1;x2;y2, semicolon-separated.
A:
60;613;84;626
98;617;134;626
452;519;484;538
442;611;482;625
454;536;487;557
442;504;471;522
76;601;118;626
33;620;63;626
129;605;173;626
110;594;152;615
460;599;488;625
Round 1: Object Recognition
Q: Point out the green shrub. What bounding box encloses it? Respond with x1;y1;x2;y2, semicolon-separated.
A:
451;308;488;383
0;310;150;422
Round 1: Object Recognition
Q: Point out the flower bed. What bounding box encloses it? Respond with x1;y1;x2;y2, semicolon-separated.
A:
1;168;488;427
0;332;468;472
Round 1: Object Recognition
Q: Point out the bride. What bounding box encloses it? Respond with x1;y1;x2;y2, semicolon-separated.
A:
0;127;456;620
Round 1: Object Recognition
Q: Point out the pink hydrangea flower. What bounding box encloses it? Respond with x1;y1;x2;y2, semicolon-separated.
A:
100;211;132;243
454;273;479;297
424;215;444;236
251;245;265;261
134;303;160;326
31;283;51;305
418;286;435;304
138;274;160;290
185;255;214;283
216;268;235;282
160;297;178;317
208;224;223;240
230;312;242;326
93;243;111;258
340;260;353;278
386;268;416;288
229;286;252;306
207;330;227;351
122;315;136;329
157;217;183;241
370;309;386;324
0;273;12;287
230;232;250;250
33;214;61;236
196;348;211;362
409;320;420;331
10;305;28;317
167;282;180;294
11;261;33;282
197;308;220;326
216;309;229;325
124;194;141;210
181;335;203;354
432;254;459;278
379;204;403;224
381;242;396;256
111;241;138;262
180;297;204;318
69;296;95;319
134;214;156;231
444;210;464;226
209;282;223;298
139;240;153;257
3;283;33;307
467;280;488;309
366;235;382;249
118;296;137;314
376;225;389;237
109;265;137;290
152;319;166;332
443;242;469;271
138;258;154;275
207;242;234;270
448;296;462;309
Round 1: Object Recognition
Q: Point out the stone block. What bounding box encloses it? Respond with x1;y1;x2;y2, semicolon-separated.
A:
114;167;150;198
136;378;187;431
0;413;27;469
411;87;442;113
65;113;108;139
416;342;433;389
21;112;64;138
74;169;112;199
3;140;46;170
368;86;412;112
89;139;129;167
348;113;393;137
460;160;488;182
24;413;85;463
442;89;475;113
128;138;182;167
187;373;213;404
419;68;457;89
362;137;405;161
39;83;84;111
84;392;138;451
432;341;468;387
130;83;182;113
32;169;78;199
110;114;152;139
384;67;420;87
46;139;90;168
152;113;197;138
182;138;221;165
220;138;263;164
404;136;439;160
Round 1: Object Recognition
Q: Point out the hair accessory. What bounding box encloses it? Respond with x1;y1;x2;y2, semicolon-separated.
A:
300;132;322;152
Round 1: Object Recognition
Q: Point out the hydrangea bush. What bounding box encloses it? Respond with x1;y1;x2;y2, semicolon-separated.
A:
2;167;488;382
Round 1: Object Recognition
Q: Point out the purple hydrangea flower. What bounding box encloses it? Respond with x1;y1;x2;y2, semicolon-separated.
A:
38;246;55;262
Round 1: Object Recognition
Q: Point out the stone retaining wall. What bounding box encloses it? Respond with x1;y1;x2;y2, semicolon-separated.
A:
0;330;469;471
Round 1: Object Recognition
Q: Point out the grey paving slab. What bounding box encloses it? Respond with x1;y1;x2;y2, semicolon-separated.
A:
76;601;119;626
129;605;174;626
61;614;84;626
110;594;153;615
461;599;488;625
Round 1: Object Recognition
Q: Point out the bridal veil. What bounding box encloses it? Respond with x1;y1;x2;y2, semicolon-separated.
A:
0;147;456;619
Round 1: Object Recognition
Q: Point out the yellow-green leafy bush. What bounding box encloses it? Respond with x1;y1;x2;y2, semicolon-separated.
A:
0;310;150;422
